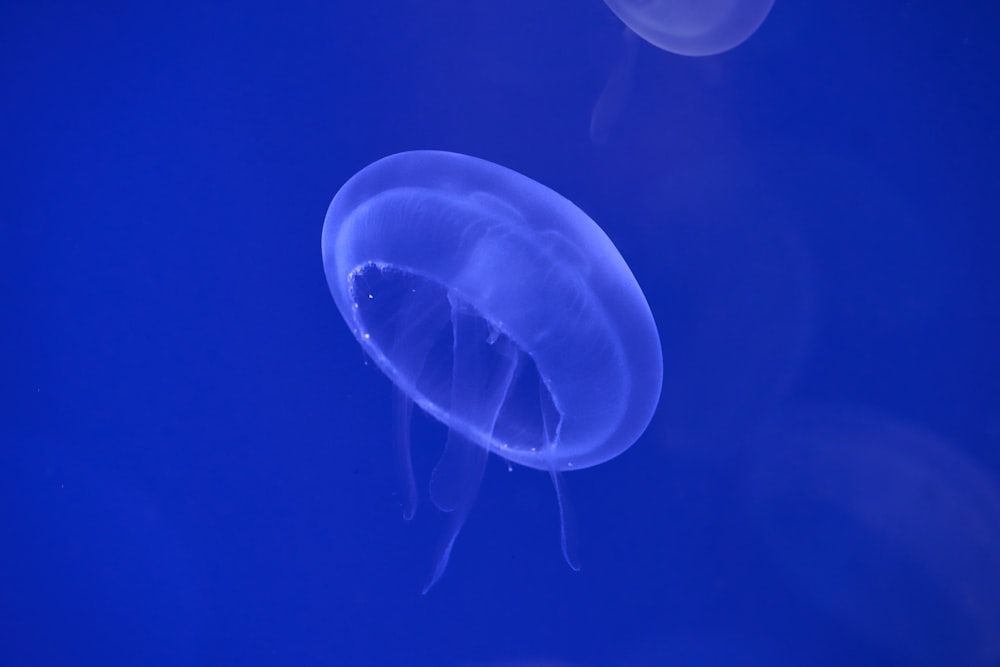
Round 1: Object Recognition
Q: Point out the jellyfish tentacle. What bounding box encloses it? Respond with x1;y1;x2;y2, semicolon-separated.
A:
550;469;581;571
538;374;579;571
393;389;418;520
590;26;640;145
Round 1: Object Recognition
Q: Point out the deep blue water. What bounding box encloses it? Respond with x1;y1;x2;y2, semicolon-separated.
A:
3;2;998;666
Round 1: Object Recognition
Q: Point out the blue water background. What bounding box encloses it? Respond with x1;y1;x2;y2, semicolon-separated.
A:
3;1;998;665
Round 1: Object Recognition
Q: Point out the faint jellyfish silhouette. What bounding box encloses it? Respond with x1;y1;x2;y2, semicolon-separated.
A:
590;27;641;144
744;406;1000;666
603;0;776;57
590;1;774;142
322;150;662;592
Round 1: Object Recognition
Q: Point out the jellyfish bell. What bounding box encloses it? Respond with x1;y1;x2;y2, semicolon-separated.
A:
322;150;662;592
603;0;776;57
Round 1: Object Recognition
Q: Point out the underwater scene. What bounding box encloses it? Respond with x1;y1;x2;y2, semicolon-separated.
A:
3;1;998;665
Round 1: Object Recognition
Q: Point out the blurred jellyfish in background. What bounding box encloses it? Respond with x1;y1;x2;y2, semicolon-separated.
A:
322;151;662;592
591;0;775;141
603;0;776;56
743;406;1000;666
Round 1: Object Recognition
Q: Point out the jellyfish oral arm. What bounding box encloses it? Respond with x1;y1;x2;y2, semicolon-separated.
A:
538;373;581;571
422;296;521;594
393;389;418;521
422;427;488;595
550;469;581;571
427;296;521;513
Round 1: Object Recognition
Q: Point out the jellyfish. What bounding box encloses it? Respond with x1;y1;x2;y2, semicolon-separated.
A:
322;150;662;592
590;1;775;142
744;406;1000;665
602;0;776;57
